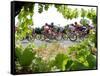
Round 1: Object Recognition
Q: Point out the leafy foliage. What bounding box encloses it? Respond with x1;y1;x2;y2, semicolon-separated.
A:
86;54;96;69
54;53;67;71
81;8;87;18
65;59;73;70
44;4;50;11
66;31;97;70
55;5;78;19
19;47;35;67
32;57;51;72
38;4;43;13
70;61;88;70
87;8;97;25
80;18;90;26
15;44;36;67
15;45;23;60
16;4;34;40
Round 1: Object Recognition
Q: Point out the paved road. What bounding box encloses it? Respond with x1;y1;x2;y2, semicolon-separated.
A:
21;39;78;48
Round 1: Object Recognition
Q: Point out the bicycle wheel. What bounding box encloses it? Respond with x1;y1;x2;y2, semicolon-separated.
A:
36;34;41;40
69;33;77;41
40;34;45;41
62;33;68;40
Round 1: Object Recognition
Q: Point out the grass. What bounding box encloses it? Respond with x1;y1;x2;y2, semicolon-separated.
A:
33;41;68;61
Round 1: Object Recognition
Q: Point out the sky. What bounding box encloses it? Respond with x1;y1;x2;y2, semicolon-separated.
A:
15;3;96;28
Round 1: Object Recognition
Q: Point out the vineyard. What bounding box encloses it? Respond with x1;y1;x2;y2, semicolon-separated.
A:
14;2;97;74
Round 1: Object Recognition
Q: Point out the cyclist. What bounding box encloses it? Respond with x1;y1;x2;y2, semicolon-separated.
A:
86;24;95;34
74;22;81;31
43;23;49;34
50;22;54;28
68;24;75;32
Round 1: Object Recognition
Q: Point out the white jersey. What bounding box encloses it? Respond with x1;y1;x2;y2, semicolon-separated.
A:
69;25;75;31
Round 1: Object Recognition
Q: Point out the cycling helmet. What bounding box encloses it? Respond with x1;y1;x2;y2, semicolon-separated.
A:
45;23;48;26
51;22;54;25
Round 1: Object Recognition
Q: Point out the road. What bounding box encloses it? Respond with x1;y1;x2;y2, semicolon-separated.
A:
21;39;78;48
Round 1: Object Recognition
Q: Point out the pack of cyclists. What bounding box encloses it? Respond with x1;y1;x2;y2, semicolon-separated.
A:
15;21;95;41
41;22;95;41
